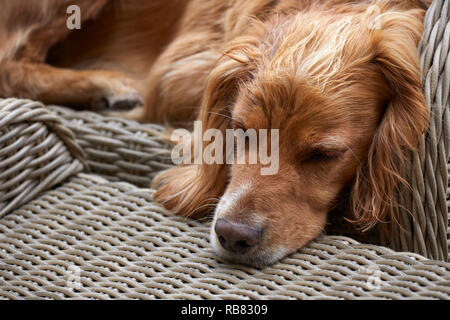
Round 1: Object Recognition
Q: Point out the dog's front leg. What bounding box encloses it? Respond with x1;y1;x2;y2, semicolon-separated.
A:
0;60;143;110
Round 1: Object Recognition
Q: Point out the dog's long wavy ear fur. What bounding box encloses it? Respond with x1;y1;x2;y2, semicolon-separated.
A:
153;40;257;218
349;8;429;231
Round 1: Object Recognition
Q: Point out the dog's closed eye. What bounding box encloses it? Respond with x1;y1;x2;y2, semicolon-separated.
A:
303;148;346;163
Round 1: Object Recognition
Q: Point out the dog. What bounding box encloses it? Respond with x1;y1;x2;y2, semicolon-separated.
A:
0;0;430;266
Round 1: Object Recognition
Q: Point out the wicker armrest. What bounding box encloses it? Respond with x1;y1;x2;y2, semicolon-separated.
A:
48;106;173;188
0;99;86;218
385;0;450;261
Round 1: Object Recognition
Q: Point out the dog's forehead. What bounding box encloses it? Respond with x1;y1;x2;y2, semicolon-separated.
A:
233;78;351;131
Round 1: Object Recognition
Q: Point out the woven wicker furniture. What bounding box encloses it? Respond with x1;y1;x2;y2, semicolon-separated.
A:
381;0;450;262
0;172;449;299
0;0;449;299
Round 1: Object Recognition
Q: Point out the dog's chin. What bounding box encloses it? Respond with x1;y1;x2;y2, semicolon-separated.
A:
210;234;290;268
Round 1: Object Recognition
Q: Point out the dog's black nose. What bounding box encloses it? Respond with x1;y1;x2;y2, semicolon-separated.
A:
214;218;262;254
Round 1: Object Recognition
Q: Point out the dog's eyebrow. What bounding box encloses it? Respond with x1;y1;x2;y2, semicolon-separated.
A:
311;135;347;150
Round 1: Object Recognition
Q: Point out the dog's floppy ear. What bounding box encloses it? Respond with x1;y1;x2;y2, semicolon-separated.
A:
199;41;257;135
153;39;257;217
350;9;429;230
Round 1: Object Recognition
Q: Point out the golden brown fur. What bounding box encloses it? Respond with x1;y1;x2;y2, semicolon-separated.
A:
0;0;431;266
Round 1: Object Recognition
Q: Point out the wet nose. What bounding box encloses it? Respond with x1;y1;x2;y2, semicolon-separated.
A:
214;218;262;254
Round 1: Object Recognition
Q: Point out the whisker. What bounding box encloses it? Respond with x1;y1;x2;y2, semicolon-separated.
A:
206;111;234;121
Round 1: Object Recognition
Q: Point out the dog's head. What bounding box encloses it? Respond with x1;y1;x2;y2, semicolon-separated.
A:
153;3;429;267
206;5;428;266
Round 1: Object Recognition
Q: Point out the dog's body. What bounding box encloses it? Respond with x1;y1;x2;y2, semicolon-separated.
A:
0;0;430;266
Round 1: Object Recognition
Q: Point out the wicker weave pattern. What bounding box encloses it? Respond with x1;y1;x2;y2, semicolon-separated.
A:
0;99;86;218
0;173;449;300
384;0;450;261
48;106;172;188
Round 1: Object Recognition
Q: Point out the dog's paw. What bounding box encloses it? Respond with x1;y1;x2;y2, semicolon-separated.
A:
91;74;144;111
95;90;144;111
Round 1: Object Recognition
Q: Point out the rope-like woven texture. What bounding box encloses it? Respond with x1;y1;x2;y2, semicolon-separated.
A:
0;99;86;218
385;0;450;261
48;106;172;188
0;173;449;300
